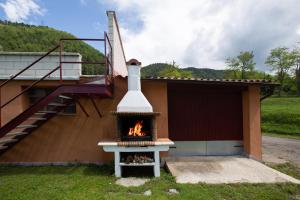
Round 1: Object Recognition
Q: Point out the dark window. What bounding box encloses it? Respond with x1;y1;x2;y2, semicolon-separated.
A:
27;87;76;114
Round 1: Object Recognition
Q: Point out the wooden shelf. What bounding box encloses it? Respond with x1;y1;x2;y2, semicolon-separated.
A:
119;162;155;166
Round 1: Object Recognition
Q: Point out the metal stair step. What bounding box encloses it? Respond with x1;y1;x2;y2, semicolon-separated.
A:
16;124;38;129
28;117;47;121
0;145;8;150
0;137;18;144
48;103;66;106
7;131;28;137
58;95;72;99
35;110;57;114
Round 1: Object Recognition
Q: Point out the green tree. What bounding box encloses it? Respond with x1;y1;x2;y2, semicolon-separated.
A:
265;47;295;96
159;67;181;77
225;51;255;79
291;47;300;96
0;21;105;75
225;57;240;78
158;61;192;78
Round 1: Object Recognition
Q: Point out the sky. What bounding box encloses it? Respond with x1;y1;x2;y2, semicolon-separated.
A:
0;0;300;71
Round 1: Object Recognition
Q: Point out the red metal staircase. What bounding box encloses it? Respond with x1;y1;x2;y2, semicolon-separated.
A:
0;34;113;154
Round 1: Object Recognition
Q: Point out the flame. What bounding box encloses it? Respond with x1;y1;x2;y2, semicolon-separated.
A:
128;121;146;136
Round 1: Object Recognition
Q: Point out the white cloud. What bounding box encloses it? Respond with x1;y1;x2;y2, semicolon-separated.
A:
297;27;300;35
80;0;87;6
0;0;45;22
104;0;300;70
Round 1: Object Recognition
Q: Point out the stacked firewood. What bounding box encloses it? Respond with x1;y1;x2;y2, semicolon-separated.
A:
122;153;154;164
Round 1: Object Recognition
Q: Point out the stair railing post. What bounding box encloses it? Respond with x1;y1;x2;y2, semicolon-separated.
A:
59;40;63;83
0;87;1;127
104;31;107;86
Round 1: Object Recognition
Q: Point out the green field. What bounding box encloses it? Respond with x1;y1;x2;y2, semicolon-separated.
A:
0;165;299;200
261;97;300;139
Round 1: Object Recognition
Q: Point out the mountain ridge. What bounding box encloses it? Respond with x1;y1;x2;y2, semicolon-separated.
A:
141;63;225;79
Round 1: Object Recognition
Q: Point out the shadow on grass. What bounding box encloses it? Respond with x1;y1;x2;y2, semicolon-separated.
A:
0;163;114;177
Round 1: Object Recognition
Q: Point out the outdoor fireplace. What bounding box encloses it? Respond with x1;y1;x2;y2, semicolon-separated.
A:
112;58;159;145
98;59;173;177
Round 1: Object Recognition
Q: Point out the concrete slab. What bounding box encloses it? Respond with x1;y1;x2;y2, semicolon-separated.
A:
165;156;300;184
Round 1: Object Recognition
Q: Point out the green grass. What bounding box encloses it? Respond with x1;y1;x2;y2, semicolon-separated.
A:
269;162;300;180
261;96;300;139
0;165;300;200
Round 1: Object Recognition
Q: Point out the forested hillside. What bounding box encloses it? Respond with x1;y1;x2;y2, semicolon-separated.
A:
141;63;225;79
182;67;225;79
0;21;104;75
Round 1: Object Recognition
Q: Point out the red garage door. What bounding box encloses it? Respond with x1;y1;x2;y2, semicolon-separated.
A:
168;83;243;141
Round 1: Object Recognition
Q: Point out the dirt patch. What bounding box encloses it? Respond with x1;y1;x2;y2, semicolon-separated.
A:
262;136;300;166
115;177;149;187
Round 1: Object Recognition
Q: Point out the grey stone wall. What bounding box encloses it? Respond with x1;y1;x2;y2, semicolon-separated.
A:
0;52;82;80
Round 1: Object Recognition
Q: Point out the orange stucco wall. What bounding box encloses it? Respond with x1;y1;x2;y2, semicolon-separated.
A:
0;80;76;126
242;86;262;160
0;78;264;163
0;77;169;164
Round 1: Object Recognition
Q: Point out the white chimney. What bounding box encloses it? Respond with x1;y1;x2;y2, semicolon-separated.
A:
117;59;153;112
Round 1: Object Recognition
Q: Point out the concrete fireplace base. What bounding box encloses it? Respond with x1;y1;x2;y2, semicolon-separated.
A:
98;139;174;177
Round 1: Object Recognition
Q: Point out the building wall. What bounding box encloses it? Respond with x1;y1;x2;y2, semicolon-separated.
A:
242;86;262;160
107;11;127;77
0;52;82;80
0;78;263;163
0;80;76;126
0;77;169;164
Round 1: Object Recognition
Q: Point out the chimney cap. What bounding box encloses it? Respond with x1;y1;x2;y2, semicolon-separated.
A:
126;58;141;66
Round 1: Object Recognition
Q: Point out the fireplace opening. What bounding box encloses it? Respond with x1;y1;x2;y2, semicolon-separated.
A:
117;116;153;141
121;166;154;177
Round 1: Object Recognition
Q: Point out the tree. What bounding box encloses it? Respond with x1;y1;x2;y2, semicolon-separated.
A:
0;22;105;75
225;51;255;79
158;61;192;78
291;47;300;96
265;47;295;96
225;57;240;78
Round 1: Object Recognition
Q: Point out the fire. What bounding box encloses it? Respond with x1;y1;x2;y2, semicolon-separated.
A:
128;121;146;136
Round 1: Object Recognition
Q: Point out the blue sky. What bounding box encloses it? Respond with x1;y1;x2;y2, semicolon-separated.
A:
0;0;115;39
0;0;300;71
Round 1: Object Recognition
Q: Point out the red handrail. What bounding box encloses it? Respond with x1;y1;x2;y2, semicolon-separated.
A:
0;66;60;109
59;34;113;86
0;34;112;126
60;38;105;41
0;45;60;88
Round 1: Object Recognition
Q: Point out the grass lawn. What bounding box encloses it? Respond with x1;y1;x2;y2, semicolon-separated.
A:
0;165;300;200
268;162;300;180
261;96;300;139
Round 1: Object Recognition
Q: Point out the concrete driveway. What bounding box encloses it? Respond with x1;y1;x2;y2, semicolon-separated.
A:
262;136;300;166
165;156;300;184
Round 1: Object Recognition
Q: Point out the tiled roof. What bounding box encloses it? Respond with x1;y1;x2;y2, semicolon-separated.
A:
142;76;279;85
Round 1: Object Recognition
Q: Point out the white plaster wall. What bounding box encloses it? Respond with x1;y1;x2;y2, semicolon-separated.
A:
107;11;127;77
0;52;82;80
